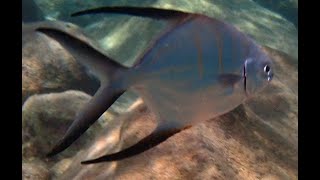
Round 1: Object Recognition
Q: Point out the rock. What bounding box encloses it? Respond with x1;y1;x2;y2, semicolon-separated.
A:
57;47;297;179
21;88;134;177
22;23;99;104
48;102;131;178
22;160;50;180
50;158;74;178
22;90;103;162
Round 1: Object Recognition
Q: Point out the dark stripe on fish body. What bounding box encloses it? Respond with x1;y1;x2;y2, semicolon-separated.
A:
141;16;195;68
210;25;224;74
150;43;175;66
219;35;224;73
231;30;236;64
192;32;204;79
134;15;194;68
148;66;195;79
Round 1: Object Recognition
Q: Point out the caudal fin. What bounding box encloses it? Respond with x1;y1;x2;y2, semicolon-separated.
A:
36;26;129;157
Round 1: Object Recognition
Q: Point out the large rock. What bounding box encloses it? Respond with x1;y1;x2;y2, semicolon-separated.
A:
22;160;50;180
22;23;99;104
22;90;103;162
21;88;136;178
56;47;297;179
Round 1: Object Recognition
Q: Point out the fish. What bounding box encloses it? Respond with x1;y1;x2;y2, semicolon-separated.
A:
35;6;274;164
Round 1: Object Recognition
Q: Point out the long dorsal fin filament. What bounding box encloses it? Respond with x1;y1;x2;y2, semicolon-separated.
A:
71;6;193;20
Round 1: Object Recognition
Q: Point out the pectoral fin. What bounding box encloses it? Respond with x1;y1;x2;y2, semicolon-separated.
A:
81;124;191;164
217;73;242;87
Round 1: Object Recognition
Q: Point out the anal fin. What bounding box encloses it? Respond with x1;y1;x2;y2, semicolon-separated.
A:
81;124;191;164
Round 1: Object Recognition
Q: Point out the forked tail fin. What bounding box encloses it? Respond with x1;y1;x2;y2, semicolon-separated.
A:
36;25;129;157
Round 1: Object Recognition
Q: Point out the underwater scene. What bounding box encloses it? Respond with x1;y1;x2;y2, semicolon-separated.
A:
22;0;298;179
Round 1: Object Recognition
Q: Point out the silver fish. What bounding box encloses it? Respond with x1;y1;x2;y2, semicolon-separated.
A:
35;6;274;164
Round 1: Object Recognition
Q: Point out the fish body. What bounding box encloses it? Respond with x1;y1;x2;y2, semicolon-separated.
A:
128;15;250;128
35;6;273;164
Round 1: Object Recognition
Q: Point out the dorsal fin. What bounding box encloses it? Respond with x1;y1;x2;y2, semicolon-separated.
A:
71;6;195;20
71;6;199;69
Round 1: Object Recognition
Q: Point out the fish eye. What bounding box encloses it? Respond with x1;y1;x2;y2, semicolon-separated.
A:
264;65;270;74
